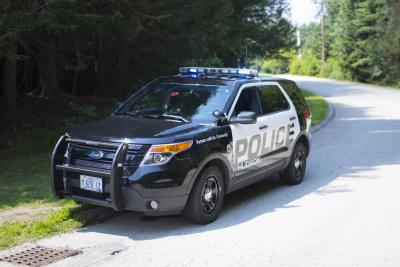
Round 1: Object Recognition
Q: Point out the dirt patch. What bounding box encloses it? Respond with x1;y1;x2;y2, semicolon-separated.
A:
0;205;61;227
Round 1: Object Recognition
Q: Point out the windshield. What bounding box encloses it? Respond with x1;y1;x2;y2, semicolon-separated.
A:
117;83;233;123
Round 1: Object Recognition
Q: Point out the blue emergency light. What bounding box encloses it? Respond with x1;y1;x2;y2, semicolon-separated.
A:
179;67;258;77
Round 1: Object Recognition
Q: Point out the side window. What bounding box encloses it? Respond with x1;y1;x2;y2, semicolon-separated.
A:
278;80;307;122
232;87;259;117
258;85;290;115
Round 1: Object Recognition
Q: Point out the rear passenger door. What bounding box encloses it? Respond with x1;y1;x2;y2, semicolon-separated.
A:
256;83;300;168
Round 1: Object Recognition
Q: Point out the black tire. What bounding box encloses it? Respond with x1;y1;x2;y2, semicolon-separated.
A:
280;142;307;185
184;166;224;224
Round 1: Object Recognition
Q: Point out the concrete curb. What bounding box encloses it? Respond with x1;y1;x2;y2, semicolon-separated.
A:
311;99;335;135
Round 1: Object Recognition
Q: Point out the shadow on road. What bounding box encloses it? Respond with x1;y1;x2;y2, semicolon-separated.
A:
76;82;400;242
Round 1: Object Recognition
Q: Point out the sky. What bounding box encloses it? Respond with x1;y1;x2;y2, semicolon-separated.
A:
289;0;319;26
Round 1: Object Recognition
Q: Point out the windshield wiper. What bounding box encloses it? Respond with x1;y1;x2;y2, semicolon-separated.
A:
115;111;139;117
117;112;188;122
161;114;189;122
140;113;188;122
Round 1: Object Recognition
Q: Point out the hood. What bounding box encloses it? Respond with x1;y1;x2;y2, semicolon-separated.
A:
68;115;212;144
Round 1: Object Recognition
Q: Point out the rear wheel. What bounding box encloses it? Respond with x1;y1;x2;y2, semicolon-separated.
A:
184;166;224;224
280;142;307;185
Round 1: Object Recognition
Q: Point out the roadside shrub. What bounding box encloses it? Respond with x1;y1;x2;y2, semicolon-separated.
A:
262;50;295;74
325;59;347;80
289;54;320;76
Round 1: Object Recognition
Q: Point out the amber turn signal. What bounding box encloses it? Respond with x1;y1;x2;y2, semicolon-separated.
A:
149;141;193;153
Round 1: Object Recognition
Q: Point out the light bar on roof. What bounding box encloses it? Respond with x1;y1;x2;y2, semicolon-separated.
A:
179;67;258;77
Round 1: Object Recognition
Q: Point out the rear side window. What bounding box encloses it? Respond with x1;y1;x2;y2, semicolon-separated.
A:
258;85;290;115
278;80;307;130
278;80;307;111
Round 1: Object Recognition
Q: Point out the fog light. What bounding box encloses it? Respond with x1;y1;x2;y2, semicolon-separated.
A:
150;200;158;210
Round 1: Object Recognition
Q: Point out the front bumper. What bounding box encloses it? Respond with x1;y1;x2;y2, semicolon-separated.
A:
51;135;194;216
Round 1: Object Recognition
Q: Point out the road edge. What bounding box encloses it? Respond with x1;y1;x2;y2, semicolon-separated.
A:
311;99;335;134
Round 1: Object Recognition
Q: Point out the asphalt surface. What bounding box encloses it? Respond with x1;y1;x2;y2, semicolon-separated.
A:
3;76;400;267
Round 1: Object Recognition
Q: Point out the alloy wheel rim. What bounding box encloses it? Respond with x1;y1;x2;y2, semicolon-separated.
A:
294;150;305;177
200;176;219;214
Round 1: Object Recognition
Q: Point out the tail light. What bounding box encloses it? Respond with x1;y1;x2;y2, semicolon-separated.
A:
303;106;311;119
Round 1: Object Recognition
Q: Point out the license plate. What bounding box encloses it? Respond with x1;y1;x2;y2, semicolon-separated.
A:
80;175;103;193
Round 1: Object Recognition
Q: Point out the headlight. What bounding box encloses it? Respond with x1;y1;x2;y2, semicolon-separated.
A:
140;140;193;166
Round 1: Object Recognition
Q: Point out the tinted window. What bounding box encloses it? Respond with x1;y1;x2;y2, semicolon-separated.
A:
258;85;290;115
233;87;259;117
278;80;307;130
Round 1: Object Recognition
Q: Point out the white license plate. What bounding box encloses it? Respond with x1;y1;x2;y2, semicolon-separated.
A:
80;175;103;193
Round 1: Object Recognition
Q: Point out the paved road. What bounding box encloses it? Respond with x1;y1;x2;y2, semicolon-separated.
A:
4;76;400;267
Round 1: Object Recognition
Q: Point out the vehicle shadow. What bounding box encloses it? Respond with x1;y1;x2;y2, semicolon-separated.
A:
77;88;400;242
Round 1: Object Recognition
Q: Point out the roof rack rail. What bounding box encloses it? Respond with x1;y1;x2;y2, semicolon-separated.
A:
178;67;258;77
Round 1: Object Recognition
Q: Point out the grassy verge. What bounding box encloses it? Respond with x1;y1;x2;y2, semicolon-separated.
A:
0;95;118;250
302;89;329;126
0;155;54;210
0;202;117;249
0;154;118;250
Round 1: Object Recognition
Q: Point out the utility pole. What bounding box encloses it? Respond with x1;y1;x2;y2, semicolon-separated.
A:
314;0;327;77
320;7;326;77
313;0;326;77
296;29;302;59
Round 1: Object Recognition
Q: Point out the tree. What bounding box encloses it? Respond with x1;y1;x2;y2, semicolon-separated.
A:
383;0;400;85
1;0;296;118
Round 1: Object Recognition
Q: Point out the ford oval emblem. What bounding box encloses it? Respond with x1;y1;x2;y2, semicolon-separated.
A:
88;150;104;160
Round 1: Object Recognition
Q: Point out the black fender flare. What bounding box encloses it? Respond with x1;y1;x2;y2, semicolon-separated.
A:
286;131;311;168
185;153;233;195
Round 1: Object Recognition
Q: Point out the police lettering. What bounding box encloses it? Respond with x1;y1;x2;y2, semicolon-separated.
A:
235;125;290;166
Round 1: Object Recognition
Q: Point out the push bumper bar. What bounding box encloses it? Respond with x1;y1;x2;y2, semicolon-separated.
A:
50;135;127;211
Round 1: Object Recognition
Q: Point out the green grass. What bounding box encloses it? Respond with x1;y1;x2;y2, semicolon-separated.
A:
0;96;118;250
0;155;54;210
0;154;118;249
302;89;329;126
0;202;117;249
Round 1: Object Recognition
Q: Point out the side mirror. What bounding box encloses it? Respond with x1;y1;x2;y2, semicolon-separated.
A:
113;101;124;113
116;101;123;108
213;110;228;125
230;111;257;124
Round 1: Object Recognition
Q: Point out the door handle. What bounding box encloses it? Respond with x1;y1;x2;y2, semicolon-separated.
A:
259;125;268;130
289;116;296;121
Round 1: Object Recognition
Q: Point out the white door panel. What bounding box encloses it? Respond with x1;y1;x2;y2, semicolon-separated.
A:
228;82;301;177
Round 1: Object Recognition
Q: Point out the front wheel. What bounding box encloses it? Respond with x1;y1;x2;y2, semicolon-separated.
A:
280;142;307;185
184;166;224;224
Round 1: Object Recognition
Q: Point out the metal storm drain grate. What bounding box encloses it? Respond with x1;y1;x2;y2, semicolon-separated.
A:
0;246;80;266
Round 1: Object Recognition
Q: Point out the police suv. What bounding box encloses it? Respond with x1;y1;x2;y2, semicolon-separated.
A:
51;67;311;224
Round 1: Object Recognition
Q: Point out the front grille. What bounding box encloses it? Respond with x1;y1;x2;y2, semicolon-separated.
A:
65;141;150;176
75;159;112;170
62;141;150;200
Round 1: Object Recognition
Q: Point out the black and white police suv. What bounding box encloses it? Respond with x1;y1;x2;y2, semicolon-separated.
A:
51;67;311;224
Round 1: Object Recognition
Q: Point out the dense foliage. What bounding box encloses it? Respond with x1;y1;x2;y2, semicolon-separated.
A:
288;0;400;86
0;0;294;118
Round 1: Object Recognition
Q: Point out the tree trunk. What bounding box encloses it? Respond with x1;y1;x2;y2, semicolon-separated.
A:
3;45;17;119
39;36;59;97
